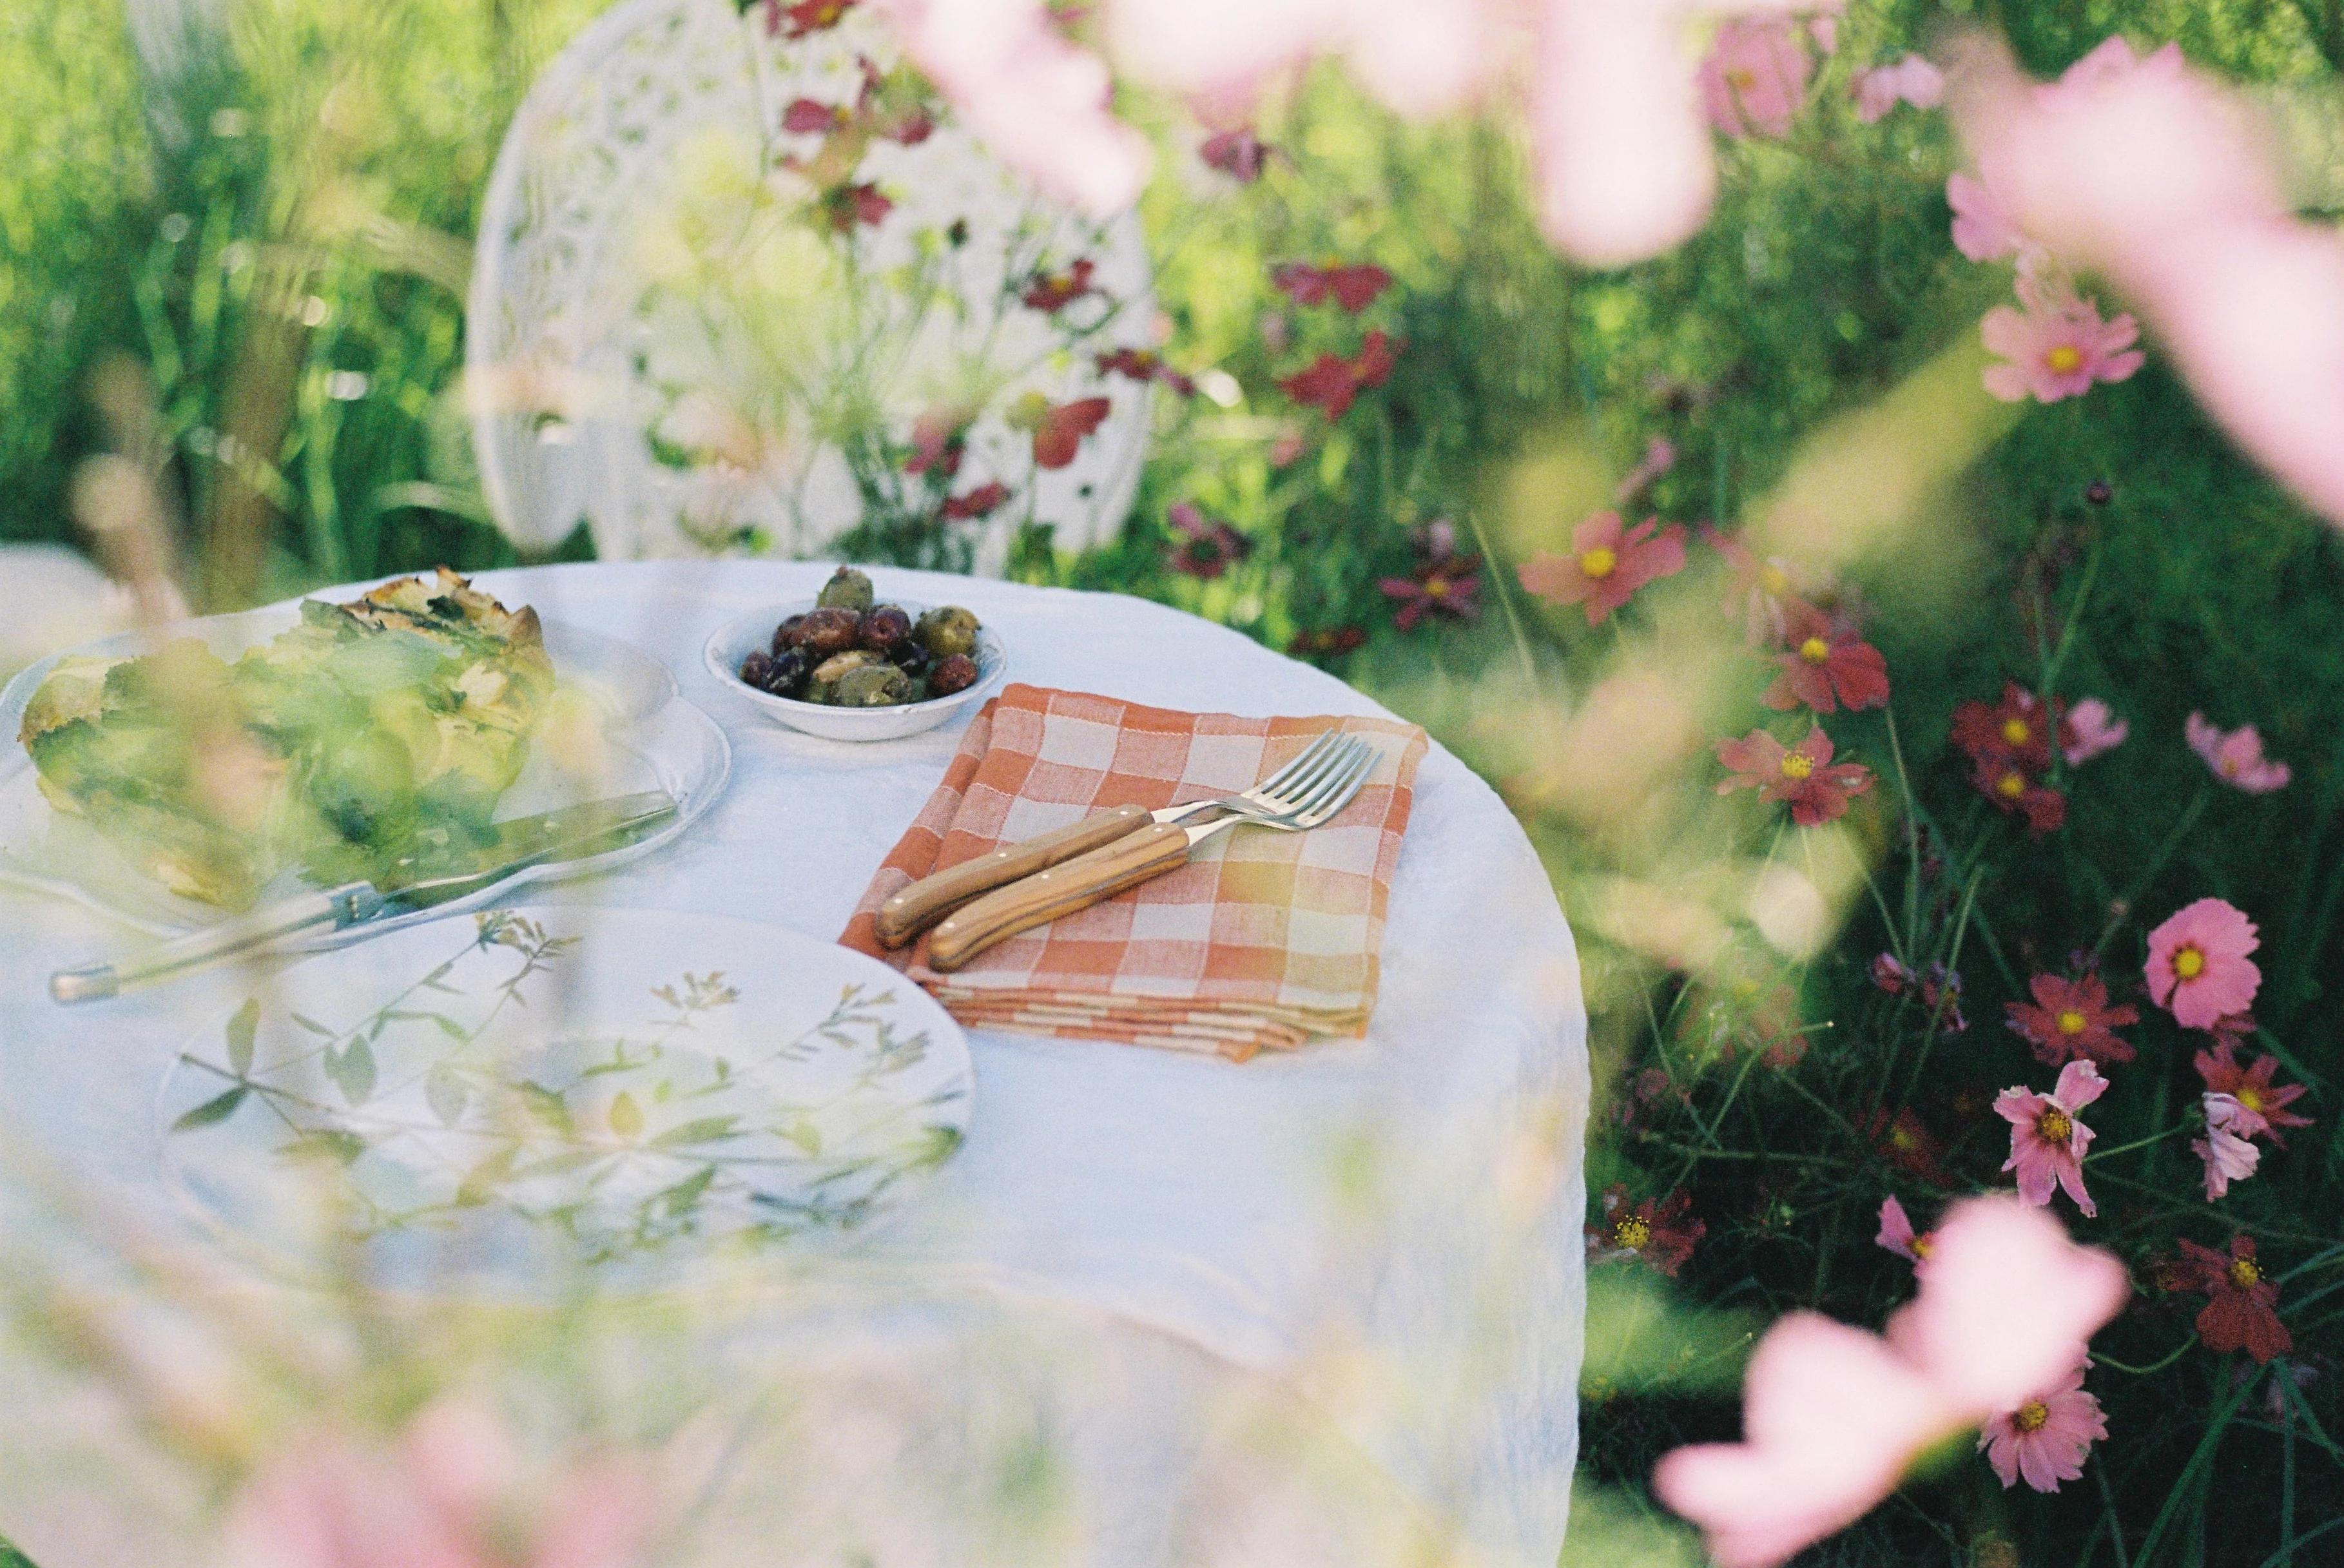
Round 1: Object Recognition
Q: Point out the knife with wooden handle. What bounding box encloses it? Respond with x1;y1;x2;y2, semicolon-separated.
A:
926;820;1198;971
873;803;1151;947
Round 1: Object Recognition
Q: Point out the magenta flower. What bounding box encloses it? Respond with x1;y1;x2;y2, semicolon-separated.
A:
1516;509;1687;626
2062;697;2128;764
2145;898;2262;1029
2186;712;2292;793
2194;1094;2262;1199
1697;17;1811;140
1875;1195;1935;1274
1981;270;2145;403
1658;1197;2129;1568
1995;1060;2107;1217
1948;170;2024;262
1980;1364;2107;1493
1855;55;1944;124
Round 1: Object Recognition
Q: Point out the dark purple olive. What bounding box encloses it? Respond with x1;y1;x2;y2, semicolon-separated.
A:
739;650;777;689
762;645;813;698
797;606;860;656
771;614;808;653
858;605;913;653
928;652;978;697
889;641;931;679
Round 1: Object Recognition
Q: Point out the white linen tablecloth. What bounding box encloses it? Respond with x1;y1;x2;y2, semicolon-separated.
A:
0;561;1587;1567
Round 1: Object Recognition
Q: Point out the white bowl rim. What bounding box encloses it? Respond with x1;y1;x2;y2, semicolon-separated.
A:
701;597;1005;721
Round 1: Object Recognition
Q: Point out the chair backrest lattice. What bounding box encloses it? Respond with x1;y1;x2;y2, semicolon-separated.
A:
469;0;1156;571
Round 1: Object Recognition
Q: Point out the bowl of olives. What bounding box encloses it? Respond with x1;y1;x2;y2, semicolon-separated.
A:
702;566;1005;741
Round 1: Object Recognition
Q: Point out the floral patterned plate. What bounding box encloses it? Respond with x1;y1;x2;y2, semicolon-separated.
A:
157;905;972;1296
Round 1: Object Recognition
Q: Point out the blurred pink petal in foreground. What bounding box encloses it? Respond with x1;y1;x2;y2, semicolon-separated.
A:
1697;16;1812;138
225;1400;654;1568
1953;34;2344;527
1855;54;1943;123
1658;1197;2127;1567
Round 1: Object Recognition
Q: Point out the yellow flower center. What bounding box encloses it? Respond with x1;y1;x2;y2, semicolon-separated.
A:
1996;771;2027;800
2057;1009;2088;1036
1910;1234;1935;1259
2174;945;2206;980
1579;545;1618;579
1779;752;1815;780
1729;67;1758;92
2046;345;2084;374
1759;563;1791;595
1798;636;1831;664
2230;1257;2262;1288
2037;1108;2074;1142
1425;576;1451;599
2221;755;2241;776
2013;1400;2051;1434
2238;1087;2263;1112
2001;717;2031;746
1613;1215;1651;1250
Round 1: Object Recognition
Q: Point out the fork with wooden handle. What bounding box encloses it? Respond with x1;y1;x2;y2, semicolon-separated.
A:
925;737;1380;973
872;728;1355;947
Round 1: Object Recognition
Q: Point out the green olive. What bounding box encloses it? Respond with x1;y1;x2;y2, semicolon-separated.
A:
833;664;912;706
806;648;878;703
817;566;875;614
915;605;980;659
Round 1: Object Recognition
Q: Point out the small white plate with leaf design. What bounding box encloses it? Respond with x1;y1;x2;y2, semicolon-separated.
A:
157;905;972;1296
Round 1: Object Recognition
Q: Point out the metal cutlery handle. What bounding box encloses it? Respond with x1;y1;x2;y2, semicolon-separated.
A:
927;820;1203;973
50;884;384;1005
875;804;1153;948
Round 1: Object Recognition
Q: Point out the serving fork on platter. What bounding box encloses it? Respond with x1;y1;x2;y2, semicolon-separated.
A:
923;733;1382;973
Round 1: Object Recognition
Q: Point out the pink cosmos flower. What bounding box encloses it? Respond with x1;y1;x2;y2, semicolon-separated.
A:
2193;1094;2262;1199
1947;170;2024;262
1875;1195;1935;1273
2185;713;2292;793
1981;269;2144;403
1994;1060;2106;1217
1950;34;2344;528
2145;897;2261;1029
1698;17;1812;140
1658;1197;2128;1568
1855;55;1944;124
2062;697;2127;764
1516;510;1687;626
1980;1364;2107;1493
223;1400;654;1568
1714;726;1874;828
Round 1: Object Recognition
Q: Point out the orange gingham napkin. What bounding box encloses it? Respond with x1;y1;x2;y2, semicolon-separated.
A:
839;684;1428;1061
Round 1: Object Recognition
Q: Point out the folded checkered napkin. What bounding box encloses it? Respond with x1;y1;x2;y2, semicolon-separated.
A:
838;684;1427;1060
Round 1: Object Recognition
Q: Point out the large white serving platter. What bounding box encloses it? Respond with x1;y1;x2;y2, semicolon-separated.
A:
0;597;730;943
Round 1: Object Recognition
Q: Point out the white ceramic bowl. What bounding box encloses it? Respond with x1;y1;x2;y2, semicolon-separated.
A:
703;597;1005;742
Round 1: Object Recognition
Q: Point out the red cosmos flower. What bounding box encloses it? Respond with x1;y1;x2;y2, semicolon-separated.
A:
1277;331;1398;418
1021;259;1098;314
1970;754;2067;833
2176;1236;2293;1364
940;480;1010;520
1518;511;1689;627
1379;554;1482;631
1952;682;2069;775
1272;260;1393;313
1714;726;1874;828
1588;1184;1706;1277
1007;392;1110;469
1764;602;1890;714
1095;347;1196;397
1702;525;1820;645
767;0;854;37
1288;624;1367;659
1200;127;1270;181
819;181;891;233
904;407;969;477
1164;501;1250;579
2006;973;2138;1069
1867;1107;1952;1185
2194;1043;2314;1147
782;97;851;135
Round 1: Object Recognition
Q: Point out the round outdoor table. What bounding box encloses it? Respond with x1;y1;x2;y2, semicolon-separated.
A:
0;561;1588;1568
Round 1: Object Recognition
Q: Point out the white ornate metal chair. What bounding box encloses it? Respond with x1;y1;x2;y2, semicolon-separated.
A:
468;0;1157;571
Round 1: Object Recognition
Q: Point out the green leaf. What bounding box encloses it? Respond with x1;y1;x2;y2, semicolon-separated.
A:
607;1090;644;1139
171;1085;249;1132
276;1129;365;1166
224;997;260;1077
455;1145;519;1206
288;1012;337;1038
657;1165;717;1217
649;1115;742;1148
424;1064;469;1126
326;1037;376;1105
